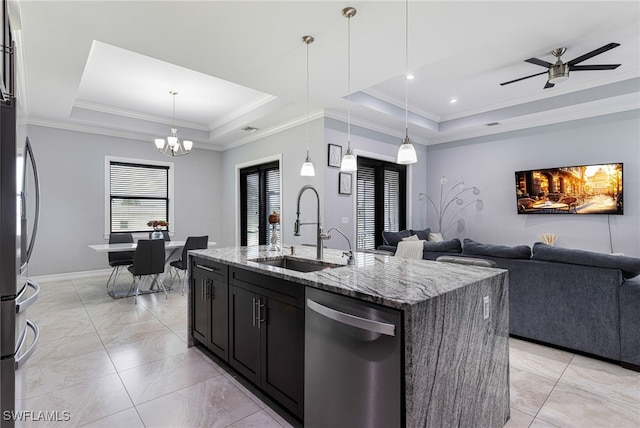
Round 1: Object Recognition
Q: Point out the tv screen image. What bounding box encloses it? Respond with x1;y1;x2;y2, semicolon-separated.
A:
515;163;623;215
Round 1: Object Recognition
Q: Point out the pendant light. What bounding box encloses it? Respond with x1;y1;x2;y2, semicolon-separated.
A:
396;0;417;165
340;7;357;172
300;35;316;177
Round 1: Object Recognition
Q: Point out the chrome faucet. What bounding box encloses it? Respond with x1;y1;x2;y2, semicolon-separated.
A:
294;185;327;260
321;227;355;265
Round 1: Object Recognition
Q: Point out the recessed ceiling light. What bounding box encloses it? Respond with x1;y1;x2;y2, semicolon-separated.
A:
486;122;500;127
242;126;258;133
449;98;458;104
406;74;414;80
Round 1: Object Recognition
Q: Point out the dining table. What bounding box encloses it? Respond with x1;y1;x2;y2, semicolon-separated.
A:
89;240;217;298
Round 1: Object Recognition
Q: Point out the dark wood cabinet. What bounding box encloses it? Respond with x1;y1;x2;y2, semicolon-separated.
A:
191;258;228;361
229;267;304;419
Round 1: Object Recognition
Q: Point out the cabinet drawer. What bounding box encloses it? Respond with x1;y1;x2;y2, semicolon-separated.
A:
192;258;228;280
230;267;303;307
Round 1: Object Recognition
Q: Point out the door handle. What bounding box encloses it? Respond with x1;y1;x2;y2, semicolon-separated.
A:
306;299;395;336
24;138;40;265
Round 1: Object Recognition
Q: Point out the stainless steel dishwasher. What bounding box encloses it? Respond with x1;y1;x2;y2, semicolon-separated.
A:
305;287;402;428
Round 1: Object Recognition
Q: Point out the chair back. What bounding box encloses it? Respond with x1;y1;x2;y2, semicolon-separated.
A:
148;231;171;241
108;233;134;265
131;239;165;276
176;235;209;269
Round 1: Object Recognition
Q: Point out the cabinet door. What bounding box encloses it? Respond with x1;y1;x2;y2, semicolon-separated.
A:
208;274;228;361
229;285;261;383
191;269;209;346
262;296;304;418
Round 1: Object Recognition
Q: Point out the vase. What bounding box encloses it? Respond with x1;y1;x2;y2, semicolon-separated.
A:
151;228;164;240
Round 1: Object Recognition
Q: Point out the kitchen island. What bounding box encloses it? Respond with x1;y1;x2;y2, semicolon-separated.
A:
187;245;509;427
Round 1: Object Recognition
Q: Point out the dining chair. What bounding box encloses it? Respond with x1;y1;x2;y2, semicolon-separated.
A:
106;233;134;290
127;239;167;304
169;235;209;295
148;231;171;241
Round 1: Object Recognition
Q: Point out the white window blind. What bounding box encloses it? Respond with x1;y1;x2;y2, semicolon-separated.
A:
245;172;260;246
265;168;281;245
110;162;169;233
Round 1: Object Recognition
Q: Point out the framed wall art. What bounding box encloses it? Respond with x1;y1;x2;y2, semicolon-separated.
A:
328;144;342;168
339;172;352;195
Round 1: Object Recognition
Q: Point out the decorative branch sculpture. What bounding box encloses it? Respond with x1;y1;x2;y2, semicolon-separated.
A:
418;177;482;238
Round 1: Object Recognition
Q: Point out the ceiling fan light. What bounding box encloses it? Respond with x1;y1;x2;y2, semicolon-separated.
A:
397;136;417;164
548;63;570;84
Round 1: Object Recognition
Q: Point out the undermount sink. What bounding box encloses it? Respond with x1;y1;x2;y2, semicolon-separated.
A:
250;256;343;273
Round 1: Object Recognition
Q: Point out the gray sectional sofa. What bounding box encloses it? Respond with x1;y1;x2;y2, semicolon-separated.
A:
378;233;640;370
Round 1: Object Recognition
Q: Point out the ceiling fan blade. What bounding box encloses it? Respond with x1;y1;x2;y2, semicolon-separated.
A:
567;42;620;66
525;57;553;68
500;71;548;86
544;81;555;89
570;64;621;71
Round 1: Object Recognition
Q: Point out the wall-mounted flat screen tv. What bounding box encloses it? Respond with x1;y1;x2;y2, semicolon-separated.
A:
515;163;623;215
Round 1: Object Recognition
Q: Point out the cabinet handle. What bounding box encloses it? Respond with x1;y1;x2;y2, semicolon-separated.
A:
258;299;265;329
195;264;218;273
252;297;256;327
209;282;215;299
202;279;207;301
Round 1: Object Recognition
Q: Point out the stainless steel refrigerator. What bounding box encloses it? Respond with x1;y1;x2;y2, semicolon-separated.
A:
1;2;40;423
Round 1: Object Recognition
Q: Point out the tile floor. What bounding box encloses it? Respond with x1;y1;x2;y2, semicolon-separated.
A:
17;271;640;427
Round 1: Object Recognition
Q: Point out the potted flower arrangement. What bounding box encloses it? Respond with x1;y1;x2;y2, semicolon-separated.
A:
147;220;169;240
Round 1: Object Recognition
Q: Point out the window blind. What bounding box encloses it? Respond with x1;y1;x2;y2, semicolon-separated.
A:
356;157;406;250
240;161;280;246
110;162;169;233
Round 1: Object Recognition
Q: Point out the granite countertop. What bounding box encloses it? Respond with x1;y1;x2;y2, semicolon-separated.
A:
189;245;507;310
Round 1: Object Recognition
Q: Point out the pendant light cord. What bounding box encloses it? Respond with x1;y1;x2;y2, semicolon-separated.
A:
306;40;310;156
347;13;352;149
404;0;409;136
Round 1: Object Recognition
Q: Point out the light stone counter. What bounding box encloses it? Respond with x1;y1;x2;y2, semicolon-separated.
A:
189;245;510;427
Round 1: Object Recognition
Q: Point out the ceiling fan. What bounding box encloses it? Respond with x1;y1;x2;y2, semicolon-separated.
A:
500;42;621;89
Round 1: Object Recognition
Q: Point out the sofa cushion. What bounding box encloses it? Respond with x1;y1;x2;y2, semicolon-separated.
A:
428;232;444;242
531;242;640;279
410;228;431;241
382;230;412;247
463;238;531;259
402;234;420;241
424;238;462;253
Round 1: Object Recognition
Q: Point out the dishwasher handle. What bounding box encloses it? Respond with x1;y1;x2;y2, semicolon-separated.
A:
307;298;395;336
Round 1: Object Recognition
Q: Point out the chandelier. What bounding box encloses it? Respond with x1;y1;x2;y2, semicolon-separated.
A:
154;91;193;156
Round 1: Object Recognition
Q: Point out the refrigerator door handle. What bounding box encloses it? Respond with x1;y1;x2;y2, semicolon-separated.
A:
306;298;395;336
15;320;39;369
24;137;40;265
16;280;40;314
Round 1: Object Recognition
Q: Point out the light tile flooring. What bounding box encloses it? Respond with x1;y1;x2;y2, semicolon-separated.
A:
18;271;640;427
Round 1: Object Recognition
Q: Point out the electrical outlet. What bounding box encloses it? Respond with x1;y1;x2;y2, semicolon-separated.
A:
341;217;349;224
483;296;490;320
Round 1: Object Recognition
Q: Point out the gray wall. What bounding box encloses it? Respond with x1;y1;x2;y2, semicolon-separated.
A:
425;110;640;257
27;125;222;276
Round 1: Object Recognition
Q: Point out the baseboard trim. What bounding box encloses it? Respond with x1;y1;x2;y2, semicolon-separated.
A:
30;268;112;283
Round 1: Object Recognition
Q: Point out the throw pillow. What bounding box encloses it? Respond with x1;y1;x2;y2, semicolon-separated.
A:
463;238;532;259
402;234;420;241
423;238;463;253
410;228;431;241
381;230;412;247
531;242;640;279
429;232;444;242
